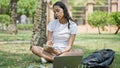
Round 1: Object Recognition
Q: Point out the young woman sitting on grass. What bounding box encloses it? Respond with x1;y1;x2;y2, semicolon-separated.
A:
30;1;84;63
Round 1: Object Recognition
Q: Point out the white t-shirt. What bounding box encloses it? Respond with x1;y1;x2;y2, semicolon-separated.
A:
47;19;77;52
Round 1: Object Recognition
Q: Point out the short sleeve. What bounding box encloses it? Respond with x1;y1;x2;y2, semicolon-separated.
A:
47;21;54;32
70;23;77;34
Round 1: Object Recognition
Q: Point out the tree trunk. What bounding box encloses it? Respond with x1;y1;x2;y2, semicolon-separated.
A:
31;0;47;47
115;26;120;34
39;0;47;46
98;26;101;34
7;0;18;34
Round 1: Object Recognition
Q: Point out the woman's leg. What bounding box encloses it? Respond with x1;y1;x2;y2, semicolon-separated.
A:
30;45;54;62
60;49;84;56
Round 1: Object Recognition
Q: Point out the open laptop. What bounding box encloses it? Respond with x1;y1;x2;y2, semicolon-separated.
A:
52;56;82;68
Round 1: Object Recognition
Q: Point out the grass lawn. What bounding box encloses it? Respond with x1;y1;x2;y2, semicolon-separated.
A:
0;30;120;68
0;30;32;41
74;33;120;68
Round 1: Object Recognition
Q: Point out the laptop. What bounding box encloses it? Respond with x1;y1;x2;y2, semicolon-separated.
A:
52;56;82;68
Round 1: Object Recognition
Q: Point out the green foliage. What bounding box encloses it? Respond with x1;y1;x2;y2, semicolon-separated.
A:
0;0;9;8
17;24;33;30
0;14;10;26
109;12;120;26
107;14;115;25
0;0;9;14
87;11;108;28
0;0;37;16
17;0;37;16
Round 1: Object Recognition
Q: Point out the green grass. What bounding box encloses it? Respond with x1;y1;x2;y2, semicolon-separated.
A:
0;30;32;41
0;44;46;68
0;31;120;68
74;33;120;68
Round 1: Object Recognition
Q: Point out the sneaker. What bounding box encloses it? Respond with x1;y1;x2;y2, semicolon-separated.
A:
40;57;47;64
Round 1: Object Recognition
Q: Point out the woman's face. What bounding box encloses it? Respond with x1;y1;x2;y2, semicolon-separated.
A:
53;5;64;20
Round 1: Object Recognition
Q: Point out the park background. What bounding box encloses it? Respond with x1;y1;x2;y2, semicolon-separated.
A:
0;0;120;68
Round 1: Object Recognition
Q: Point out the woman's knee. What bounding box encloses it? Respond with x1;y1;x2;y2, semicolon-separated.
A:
30;46;42;53
30;45;36;51
60;49;84;56
79;49;84;56
73;49;84;56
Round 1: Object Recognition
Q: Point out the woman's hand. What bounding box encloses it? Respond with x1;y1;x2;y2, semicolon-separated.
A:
43;45;62;56
44;45;53;52
46;40;53;46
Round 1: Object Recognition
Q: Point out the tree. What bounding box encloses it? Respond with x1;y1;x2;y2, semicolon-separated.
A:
0;15;10;31
109;12;120;34
7;0;19;34
39;0;47;46
0;0;9;14
87;11;108;34
0;0;10;31
31;0;47;46
17;0;37;17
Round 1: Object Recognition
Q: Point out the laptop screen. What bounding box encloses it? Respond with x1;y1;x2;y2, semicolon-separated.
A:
53;56;82;68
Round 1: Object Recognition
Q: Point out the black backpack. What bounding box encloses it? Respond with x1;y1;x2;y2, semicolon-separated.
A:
82;49;115;68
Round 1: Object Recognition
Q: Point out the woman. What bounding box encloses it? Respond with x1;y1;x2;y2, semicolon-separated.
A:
30;1;83;63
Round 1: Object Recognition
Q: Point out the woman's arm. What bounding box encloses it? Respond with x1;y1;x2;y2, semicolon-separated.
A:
46;30;53;46
45;30;61;55
61;34;76;53
44;30;54;52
